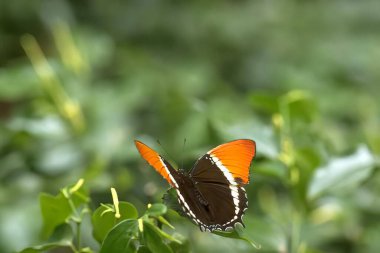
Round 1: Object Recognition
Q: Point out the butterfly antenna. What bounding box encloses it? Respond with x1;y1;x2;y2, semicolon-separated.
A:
156;139;176;165
181;138;187;171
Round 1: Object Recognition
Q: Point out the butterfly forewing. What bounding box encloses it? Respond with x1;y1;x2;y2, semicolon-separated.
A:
191;139;256;185
135;140;179;188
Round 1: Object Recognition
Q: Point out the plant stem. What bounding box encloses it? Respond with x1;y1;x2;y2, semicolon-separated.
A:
69;242;79;253
63;189;83;251
76;221;81;250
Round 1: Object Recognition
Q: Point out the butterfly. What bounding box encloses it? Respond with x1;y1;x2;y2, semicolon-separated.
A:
135;139;256;232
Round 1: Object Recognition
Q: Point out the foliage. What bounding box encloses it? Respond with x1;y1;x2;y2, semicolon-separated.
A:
18;181;180;253
1;1;380;253
18;181;254;253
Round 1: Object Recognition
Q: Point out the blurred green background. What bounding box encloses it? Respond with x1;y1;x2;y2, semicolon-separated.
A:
1;1;380;252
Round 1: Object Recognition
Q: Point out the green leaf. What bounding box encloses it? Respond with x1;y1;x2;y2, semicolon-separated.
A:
100;219;139;253
79;247;95;253
287;95;316;123
157;216;175;230
144;203;167;217
39;192;72;238
143;221;173;253
137;246;152;253
168;241;189;253
212;224;260;249
308;145;375;200
19;224;73;253
280;90;317;123
71;186;90;206
39;183;89;238
118;201;138;217
163;189;184;217
167;234;189;253
18;241;71;253
92;201;138;243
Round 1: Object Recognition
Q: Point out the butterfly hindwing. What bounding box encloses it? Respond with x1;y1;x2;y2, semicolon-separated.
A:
195;182;248;231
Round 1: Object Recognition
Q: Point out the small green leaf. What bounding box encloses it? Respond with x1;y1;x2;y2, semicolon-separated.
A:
39;192;72;238
157;216;175;229
19;224;73;253
308;145;375;200
18;241;71;253
79;247;94;253
137;246;152;253
168;234;190;253
287;95;316;123
213;224;260;249
71;187;90;206
100;219;139;253
39;183;89;238
163;189;184;217
93;202;138;243
143;221;173;253
119;202;139;219
154;227;182;244
145;203;167;217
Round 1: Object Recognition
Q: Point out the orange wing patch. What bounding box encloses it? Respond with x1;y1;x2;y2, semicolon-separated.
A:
135;140;175;187
208;139;255;184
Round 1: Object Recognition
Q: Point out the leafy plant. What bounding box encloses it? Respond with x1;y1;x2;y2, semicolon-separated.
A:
18;179;259;253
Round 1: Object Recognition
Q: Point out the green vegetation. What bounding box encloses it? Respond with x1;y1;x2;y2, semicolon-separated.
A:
19;181;187;253
1;1;379;253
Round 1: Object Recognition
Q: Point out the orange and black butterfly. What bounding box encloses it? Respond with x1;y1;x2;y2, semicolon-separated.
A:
135;139;256;232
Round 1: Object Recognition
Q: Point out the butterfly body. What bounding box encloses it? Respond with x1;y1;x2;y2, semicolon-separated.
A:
135;139;255;232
